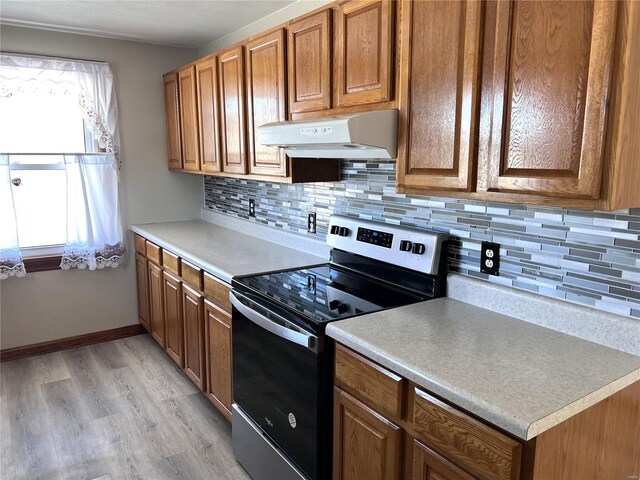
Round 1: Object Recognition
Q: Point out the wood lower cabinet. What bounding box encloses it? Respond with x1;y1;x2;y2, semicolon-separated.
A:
288;10;332;114
333;342;640;480
178;65;200;172
148;261;165;347
219;46;247;175
411;440;475;480
411;387;521;480
246;28;288;177
134;235;234;423
335;342;404;419
334;0;395;107
397;0;482;193
182;284;205;389
135;253;150;332
204;299;233;421
162;271;184;367
333;387;402;480
163;72;182;171
478;0;617;199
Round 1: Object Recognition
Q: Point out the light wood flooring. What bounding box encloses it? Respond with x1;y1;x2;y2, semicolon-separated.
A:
0;334;251;480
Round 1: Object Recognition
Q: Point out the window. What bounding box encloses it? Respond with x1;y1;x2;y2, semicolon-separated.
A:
0;53;124;279
1;89;97;255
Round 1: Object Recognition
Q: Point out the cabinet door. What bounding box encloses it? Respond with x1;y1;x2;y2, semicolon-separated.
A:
196;57;222;174
204;299;233;421
182;284;205;390
163;72;182;170
148;262;165;347
288;10;332;113
396;0;482;192
333;387;402;480
179;65;200;172
478;0;617;198
135;253;150;332
411;439;476;480
219;46;247;174
163;271;184;367
335;0;394;107
246;29;288;177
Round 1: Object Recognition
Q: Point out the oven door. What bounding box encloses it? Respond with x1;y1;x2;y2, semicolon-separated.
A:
231;290;323;480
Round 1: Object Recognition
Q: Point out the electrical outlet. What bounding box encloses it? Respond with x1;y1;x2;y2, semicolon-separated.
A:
481;241;500;275
248;199;255;217
308;212;317;233
307;274;316;294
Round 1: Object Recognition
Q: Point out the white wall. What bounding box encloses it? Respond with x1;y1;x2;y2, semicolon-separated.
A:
0;26;201;349
197;0;332;56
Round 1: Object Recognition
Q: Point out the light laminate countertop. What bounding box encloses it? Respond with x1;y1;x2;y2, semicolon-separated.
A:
130;220;326;284
326;297;640;440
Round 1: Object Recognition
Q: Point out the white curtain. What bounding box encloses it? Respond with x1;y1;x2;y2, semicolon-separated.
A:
0;53;120;162
0;53;125;273
0;155;26;279
61;154;125;270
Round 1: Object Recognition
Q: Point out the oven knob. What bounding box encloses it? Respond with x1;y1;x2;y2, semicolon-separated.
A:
330;225;340;235
338;227;350;237
399;240;413;252
412;243;426;255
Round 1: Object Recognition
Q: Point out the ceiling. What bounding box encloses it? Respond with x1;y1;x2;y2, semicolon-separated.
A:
0;0;297;48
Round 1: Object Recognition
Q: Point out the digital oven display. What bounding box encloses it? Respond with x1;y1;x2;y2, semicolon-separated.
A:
356;227;394;248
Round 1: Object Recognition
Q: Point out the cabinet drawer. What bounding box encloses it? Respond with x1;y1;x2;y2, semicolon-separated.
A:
182;260;203;290
146;241;162;266
162;250;181;276
334;344;403;419
134;234;147;255
203;272;231;314
411;387;521;480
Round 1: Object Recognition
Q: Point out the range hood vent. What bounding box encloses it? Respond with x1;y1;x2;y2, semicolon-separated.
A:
257;109;398;159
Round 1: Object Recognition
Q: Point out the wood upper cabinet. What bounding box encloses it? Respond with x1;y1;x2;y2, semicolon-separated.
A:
396;0;482;193
178;65;200;172
246;29;288;177
163;271;184;367
333;387;402;480
135;253;150;332
219;46;247;174
182;284;205;390
288;10;332;113
205;299;233;421
411;439;476;480
478;0;618;199
196;56;222;174
334;0;395;107
148;261;165;348
163;72;182;170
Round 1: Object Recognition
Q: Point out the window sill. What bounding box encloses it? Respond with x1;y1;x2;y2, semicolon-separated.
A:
23;255;62;273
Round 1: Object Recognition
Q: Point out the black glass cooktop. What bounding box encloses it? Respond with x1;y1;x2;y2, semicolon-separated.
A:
233;264;427;325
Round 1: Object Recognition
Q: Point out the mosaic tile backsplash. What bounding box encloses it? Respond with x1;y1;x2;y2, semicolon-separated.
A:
204;160;640;319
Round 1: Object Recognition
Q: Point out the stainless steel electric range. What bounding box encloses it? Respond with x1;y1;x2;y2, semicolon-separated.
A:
230;215;447;480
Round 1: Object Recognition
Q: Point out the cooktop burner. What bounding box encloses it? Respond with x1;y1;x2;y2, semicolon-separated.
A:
235;263;426;324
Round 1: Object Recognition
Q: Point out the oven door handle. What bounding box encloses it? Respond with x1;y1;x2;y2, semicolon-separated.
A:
230;291;318;351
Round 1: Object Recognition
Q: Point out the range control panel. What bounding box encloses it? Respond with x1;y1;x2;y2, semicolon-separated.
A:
327;215;447;275
356;227;393;249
